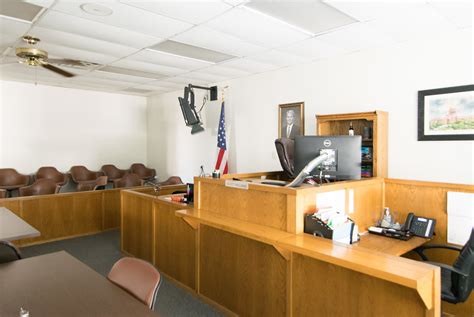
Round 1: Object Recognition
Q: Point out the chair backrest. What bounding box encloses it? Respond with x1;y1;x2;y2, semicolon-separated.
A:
130;163;156;180
108;257;161;310
36;166;68;185
0;189;6;199
94;176;108;190
70;166;103;182
452;228;474;302
19;179;60;197
0;241;22;264
157;176;184;186
101;164;128;181
113;173;143;188
275;138;295;178
0;168;30;188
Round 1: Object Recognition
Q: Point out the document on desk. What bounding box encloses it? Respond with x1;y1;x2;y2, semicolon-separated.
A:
447;191;474;245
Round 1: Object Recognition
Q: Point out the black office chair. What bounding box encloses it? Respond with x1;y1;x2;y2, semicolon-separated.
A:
0;241;22;264
414;228;474;304
275;138;295;178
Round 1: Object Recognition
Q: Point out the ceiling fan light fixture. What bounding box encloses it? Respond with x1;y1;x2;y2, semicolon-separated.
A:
80;3;113;16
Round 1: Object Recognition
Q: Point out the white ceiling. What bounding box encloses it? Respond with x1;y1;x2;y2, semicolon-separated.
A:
0;0;471;97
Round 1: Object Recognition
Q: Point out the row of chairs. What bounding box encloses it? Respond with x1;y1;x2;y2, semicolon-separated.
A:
0;163;165;198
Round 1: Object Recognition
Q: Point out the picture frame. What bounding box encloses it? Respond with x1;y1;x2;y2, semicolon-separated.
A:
279;102;305;139
418;84;474;141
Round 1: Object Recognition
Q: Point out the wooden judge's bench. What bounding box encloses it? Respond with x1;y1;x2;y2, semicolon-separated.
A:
121;171;474;317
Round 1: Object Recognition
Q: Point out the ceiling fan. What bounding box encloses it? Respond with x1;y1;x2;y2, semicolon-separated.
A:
11;35;99;78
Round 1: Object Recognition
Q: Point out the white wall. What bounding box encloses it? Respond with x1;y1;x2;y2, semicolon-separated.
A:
148;28;473;185
0;81;147;173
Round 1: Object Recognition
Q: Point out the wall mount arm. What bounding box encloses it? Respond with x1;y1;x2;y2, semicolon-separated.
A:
188;84;218;101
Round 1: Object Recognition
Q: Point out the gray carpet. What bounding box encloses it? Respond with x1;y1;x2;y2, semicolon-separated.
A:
21;230;224;317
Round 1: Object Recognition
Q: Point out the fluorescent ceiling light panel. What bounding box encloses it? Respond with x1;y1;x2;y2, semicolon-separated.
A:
0;0;43;22
244;0;357;34
149;40;235;63
98;66;165;80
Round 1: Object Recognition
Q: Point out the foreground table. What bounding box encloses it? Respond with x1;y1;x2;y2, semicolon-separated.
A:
0;251;159;317
0;207;40;241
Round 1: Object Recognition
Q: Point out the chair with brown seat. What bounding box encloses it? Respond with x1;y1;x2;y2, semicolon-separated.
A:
101;164;129;183
157;176;184;186
108;257;162;310
0;168;30;197
36;166;68;187
113;173;143;188
70;166;105;189
0;240;22;264
77;176;108;192
19;179;60;197
130;163;156;181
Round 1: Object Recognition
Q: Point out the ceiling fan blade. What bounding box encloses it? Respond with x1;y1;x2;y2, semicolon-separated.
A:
47;58;99;68
40;62;75;77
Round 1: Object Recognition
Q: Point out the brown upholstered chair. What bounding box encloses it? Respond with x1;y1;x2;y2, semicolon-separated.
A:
36;166;68;186
275;138;295;178
69;166;104;189
19;179;60;197
101;164;129;182
0;241;22;264
130;163;156;181
77;176;108;192
157;176;184;186
0;189;6;199
108;257;162;310
113;173;143;188
0;168;30;197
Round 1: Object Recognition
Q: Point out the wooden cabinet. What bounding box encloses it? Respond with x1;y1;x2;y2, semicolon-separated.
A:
316;111;388;178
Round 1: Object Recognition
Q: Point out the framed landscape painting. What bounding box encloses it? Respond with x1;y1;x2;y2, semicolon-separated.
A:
418;85;474;141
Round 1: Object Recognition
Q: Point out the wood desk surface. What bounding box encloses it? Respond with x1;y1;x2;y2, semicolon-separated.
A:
356;233;429;256
0;251;159;317
0;207;40;241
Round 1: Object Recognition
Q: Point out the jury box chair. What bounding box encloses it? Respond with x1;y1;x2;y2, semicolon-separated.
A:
130;163;156;181
275;138;295;178
107;257;162;310
0;189;6;199
19;179;60;197
70;166;105;190
0;168;30;196
35;166;68;187
113;173;143;188
101;164;129;182
77;176;108;192
0;241;22;264
414;228;474;304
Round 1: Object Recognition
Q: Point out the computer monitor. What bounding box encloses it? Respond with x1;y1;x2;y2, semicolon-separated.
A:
294;135;362;180
178;86;204;134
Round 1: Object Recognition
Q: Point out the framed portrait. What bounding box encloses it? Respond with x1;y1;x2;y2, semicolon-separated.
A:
418;85;474;141
279;102;304;139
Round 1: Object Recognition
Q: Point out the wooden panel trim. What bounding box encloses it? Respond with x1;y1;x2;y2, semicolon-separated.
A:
181;217;199;230
273;245;291;261
384;178;474;191
195;177;297;195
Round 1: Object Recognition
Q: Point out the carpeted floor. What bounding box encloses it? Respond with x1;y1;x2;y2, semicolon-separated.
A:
21;230;224;317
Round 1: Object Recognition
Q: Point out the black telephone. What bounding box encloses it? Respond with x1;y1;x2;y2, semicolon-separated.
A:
403;213;436;238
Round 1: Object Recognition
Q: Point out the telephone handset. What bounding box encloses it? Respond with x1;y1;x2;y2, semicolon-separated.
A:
403;212;436;238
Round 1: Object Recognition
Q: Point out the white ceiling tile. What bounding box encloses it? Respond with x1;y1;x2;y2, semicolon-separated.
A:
128;49;212;70
0;63;73;81
223;0;249;6
172;25;265;57
22;0;55;9
87;70;157;84
219;58;279;73
39;42;119;64
366;5;457;43
0;17;31;50
316;22;396;52
36;10;162;49
247;49;310;67
160;76;208;87
67;75;132;89
182;71;228;83
120;1;232;24
109;58;187;76
429;1;473;29
205;7;310;48
51;1;193;38
198;64;251;78
29;26;139;57
129;81;176;92
279;37;346;60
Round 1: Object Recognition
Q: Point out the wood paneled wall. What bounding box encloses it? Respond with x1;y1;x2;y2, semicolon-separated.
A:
385;179;474;317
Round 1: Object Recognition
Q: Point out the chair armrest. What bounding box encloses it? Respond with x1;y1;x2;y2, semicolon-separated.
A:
414;244;462;261
426;261;469;277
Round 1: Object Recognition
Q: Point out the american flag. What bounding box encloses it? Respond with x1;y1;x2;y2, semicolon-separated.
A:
214;101;228;174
